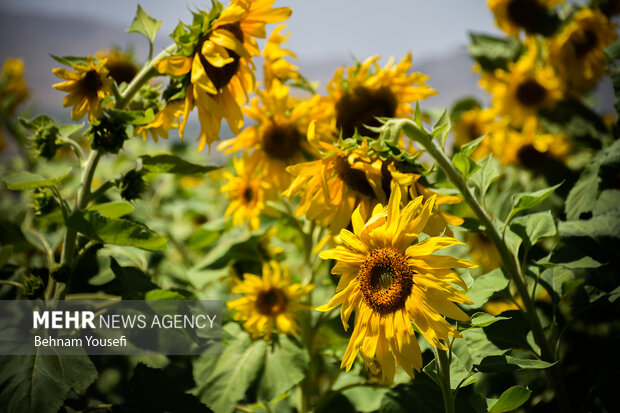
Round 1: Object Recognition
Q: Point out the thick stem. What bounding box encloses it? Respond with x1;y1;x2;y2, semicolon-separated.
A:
436;348;455;413
400;119;571;413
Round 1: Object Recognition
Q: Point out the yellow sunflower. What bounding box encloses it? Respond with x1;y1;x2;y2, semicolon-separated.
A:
262;24;299;86
134;100;184;142
548;8;618;91
0;57;29;117
52;55;113;121
325;54;436;140
453;107;506;159
154;0;291;151
228;261;314;339
95;48;138;85
221;157;274;231
317;186;475;383
465;232;502;273
482;42;562;128
285;124;388;233
488;0;564;37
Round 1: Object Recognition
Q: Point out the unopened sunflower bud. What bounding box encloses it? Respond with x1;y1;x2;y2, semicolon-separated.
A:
89;116;128;154
32;188;57;216
118;169;146;201
29;122;59;160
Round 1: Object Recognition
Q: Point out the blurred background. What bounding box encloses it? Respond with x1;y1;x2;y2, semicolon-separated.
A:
0;0;614;158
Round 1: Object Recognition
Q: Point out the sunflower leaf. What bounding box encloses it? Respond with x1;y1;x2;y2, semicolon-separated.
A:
256;335;309;401
140;153;219;175
462;268;510;309
510;211;557;255
3;167;72;191
431;109;451;148
469;155;499;198
488;386;532;413
509;183;562;221
474;355;555;373
468;33;524;71
126;5;162;47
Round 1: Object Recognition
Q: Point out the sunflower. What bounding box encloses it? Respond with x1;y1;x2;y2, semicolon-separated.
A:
154;0;291;151
317;186;475;383
482;41;562;128
488;0;563;37
465;232;502;273
228;261;314;339
453;107;506;159
134;100;184;142
285;124;388;233
52;55;113;121
221;157;274;231
0;57;29;117
95;48;138;85
325;54;436;140
262;24;299;87
548;8;618;91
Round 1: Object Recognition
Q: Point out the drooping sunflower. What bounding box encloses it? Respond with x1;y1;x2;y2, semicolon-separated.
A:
325;54;436;140
95;48;138;85
481;41;562;128
154;0;291;151
228;261;314;339
52;55;113;121
548;8;618;91
262;24;299;87
317;186;475;383
221;157;274;231
488;0;563;37
284;124;388;233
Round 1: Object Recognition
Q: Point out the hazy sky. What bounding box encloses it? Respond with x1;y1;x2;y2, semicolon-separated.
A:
0;0;502;61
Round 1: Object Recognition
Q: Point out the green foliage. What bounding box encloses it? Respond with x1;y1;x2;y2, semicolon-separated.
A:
488;386;532;413
469;155;500;199
468;34;524;71
474;355;555;373
66;210;167;251
140;153;219;174
462;269;510;309
2;167;72;190
0;353;97;413
126;5;163;49
87;201;134;218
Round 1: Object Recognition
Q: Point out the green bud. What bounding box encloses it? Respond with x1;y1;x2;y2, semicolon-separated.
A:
118;169;146;201
32;188;57;216
89;116;129;154
20;114;59;159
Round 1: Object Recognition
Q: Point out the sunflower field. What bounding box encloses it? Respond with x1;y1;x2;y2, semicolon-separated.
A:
0;0;619;412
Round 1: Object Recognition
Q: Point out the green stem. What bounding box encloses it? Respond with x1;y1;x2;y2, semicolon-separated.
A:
0;280;25;289
399;119;571;413
436;347;455;413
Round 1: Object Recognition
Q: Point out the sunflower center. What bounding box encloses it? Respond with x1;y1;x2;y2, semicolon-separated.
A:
255;287;288;316
262;124;301;161
198;23;244;92
105;60;138;85
334;155;375;197
506;0;544;30
242;186;255;204
515;79;547;107
358;248;414;315
336;86;397;139
571;28;598;58
83;70;102;94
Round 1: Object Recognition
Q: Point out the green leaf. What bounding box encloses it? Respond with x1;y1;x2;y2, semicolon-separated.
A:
141;153;218;175
67;211;167;251
3;167;72;190
144;289;188;300
431;109;451;148
510;211;557;252
565;168;599;221
50;54;93;67
379;375;444;413
469;155;499;198
0;353;97;413
559;215;620;241
460;135;486;157
57;123;84;137
107;258;159;299
0;245;13;270
450;97;482;121
453;153;480;179
469;33;524;71
474;355;555;373
257;335;309;401
87;201;134;218
462;268;510;309
461;329;505;365
541;266;578;299
540;99;611;145
468;312;511;328
106;108;155;125
193;325;267;413
126;4;162;45
510;183;561;217
488;386;532;413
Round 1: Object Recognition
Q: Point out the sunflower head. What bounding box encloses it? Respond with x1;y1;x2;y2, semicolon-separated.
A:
221;157;274;231
548;8;618;91
95;48;138;85
228;261;313;340
134;100;184;143
0;57;29;117
154;0;291;151
53;55;113;121
488;0;563;37
326;54;436;140
318;186;475;383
